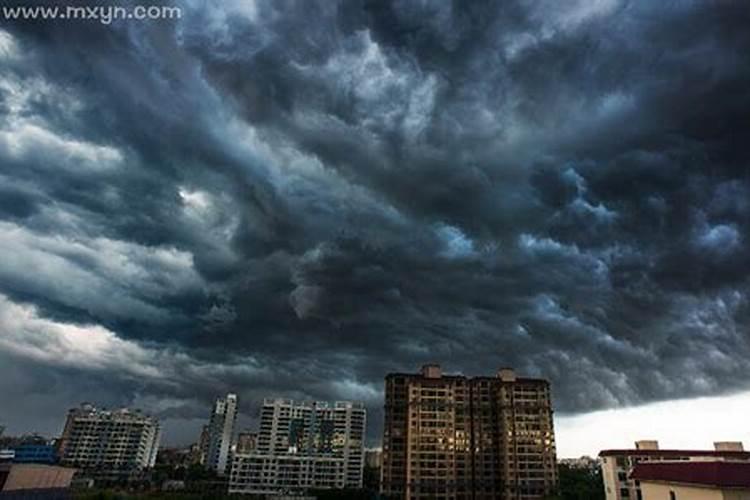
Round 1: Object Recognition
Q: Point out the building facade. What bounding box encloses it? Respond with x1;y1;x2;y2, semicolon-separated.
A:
229;399;366;495
13;443;57;464
236;431;257;454
205;393;238;475
57;403;160;480
600;441;750;500
631;461;750;500
381;365;557;500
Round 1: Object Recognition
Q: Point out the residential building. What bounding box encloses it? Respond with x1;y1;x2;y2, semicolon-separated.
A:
631;461;750;500
205;393;238;475
57;403;160;481
599;441;750;500
229;399;366;495
204;393;237;476
381;364;558;500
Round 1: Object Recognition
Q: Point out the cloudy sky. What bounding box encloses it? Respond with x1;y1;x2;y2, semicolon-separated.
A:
0;0;749;457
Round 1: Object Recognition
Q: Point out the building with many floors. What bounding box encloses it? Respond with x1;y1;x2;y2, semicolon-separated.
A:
205;393;238;475
57;403;160;481
381;364;558;500
599;440;750;500
229;398;366;495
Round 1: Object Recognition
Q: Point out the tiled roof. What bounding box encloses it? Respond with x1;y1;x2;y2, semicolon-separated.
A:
631;461;750;488
599;449;750;459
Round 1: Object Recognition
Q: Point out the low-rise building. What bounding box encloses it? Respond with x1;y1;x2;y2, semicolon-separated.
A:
600;441;750;500
12;435;57;464
631;461;750;500
0;463;76;497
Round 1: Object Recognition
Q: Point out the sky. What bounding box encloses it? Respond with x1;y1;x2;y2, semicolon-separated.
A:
0;0;749;457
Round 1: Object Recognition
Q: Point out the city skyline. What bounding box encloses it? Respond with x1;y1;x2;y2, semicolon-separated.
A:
1;0;750;470
3;371;750;461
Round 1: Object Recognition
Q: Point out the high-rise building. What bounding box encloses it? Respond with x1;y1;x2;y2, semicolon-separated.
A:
57;403;160;481
205;393;238;475
229;398;366;495
381;365;557;500
599;440;750;500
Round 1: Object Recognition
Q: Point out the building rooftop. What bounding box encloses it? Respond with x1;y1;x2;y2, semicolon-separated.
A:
599;449;750;459
631;461;750;489
261;398;365;409
385;366;549;385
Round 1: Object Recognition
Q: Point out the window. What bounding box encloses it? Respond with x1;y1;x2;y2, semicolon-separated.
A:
669;492;676;500
620;488;630;497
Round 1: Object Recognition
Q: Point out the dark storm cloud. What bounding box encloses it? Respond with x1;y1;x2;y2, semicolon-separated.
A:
1;0;750;443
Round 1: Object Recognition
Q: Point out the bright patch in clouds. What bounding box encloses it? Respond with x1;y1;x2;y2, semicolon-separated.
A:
556;391;750;458
0;293;160;378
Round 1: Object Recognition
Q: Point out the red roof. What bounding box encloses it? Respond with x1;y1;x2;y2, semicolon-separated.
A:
599;449;750;459
631;462;750;488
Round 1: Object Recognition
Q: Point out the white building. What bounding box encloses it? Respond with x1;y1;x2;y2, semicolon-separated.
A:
230;399;366;495
205;393;238;475
58;403;160;480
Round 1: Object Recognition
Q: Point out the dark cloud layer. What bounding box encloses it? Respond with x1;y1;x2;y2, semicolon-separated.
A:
1;0;749;444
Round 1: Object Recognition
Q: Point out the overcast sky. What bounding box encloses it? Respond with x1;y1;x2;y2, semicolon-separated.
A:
1;0;749;455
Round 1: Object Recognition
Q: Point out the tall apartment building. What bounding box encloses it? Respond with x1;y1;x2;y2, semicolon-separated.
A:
381;365;557;500
57;403;160;480
205;393;238;475
599;440;750;500
229;398;366;495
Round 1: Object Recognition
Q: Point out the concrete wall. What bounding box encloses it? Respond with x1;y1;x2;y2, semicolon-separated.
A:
724;492;750;500
600;457;622;500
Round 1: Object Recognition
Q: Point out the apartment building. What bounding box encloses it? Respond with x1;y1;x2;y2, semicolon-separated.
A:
229;399;366;495
205;393;238;475
599;440;750;500
381;364;557;500
57;403;160;480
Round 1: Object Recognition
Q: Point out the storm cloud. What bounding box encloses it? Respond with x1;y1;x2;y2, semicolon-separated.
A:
1;0;749;444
